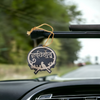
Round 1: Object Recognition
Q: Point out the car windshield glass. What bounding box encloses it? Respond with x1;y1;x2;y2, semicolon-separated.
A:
0;0;100;81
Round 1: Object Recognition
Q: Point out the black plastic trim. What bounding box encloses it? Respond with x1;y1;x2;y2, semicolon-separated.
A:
21;79;100;100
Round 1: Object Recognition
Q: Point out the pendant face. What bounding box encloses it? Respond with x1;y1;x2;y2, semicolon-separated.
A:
27;46;56;74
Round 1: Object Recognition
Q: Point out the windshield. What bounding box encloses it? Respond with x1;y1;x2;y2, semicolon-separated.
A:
0;0;100;81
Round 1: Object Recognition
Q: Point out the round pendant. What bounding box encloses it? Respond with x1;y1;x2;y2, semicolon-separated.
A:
27;45;56;74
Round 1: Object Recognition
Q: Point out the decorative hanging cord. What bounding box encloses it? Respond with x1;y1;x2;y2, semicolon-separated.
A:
27;23;54;47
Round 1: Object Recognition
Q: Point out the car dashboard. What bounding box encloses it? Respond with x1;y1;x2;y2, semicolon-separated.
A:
1;79;100;100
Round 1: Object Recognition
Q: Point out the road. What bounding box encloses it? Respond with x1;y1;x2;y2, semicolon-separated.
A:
62;65;100;78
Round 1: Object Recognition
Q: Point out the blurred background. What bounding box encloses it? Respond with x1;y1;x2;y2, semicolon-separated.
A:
0;0;100;80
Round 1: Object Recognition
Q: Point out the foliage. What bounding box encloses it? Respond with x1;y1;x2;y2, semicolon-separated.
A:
49;38;62;64
0;0;82;64
58;39;81;65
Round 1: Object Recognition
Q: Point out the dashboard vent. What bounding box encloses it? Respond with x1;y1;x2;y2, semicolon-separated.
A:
36;94;100;100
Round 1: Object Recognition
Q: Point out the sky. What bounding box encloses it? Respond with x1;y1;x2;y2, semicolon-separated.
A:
65;0;100;63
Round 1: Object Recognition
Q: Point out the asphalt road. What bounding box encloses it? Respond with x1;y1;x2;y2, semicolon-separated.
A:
62;65;100;78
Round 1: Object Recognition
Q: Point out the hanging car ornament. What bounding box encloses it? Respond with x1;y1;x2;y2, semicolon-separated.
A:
27;23;56;74
27;45;56;74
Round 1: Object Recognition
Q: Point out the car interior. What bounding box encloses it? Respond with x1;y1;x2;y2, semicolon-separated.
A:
0;25;100;100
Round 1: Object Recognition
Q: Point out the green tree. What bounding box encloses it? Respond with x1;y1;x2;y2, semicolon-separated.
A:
58;39;81;65
0;0;82;64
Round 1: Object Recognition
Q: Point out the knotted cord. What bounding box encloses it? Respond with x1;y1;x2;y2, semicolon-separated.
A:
27;23;54;47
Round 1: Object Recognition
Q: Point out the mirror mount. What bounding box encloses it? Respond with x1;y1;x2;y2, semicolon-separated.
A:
30;25;100;39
